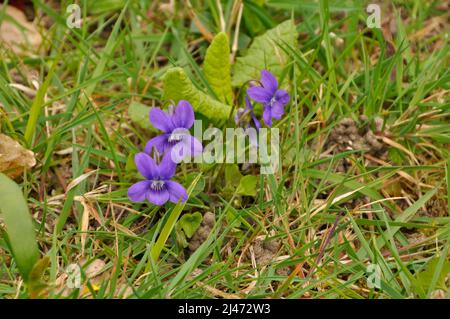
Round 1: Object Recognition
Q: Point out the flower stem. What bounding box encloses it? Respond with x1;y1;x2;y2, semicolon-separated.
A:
148;173;202;265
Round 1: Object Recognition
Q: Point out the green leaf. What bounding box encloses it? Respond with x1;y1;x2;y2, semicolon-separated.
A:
184;173;205;196
232;20;297;87
162;67;232;123
175;227;189;248
225;164;243;188
0;173;39;282
178;212;203;238
413;258;450;295
128;101;154;131
237;175;258;196
24;61;57;146
224;165;257;197
203;32;233;104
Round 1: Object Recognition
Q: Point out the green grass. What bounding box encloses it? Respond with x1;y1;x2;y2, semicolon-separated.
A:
0;0;449;299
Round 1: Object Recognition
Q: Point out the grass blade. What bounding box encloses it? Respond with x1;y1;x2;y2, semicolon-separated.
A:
150;173;202;262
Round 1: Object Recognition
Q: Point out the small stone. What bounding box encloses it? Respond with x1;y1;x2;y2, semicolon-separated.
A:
248;237;281;266
188;212;215;252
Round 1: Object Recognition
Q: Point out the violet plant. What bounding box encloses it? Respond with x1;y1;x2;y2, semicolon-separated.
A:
246;70;290;127
145;100;203;162
128;101;202;206
128;152;187;205
234;96;261;130
128;70;288;207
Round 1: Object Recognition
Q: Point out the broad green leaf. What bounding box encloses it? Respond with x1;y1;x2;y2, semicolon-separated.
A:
162;67;232;123
128;101;156;131
0;173;39;282
232;20;297;87
178;212;203;238
224;165;257;197
237;175;258;196
203;32;233;103
413;258;450;295
225;164;243;188
184;173;205;196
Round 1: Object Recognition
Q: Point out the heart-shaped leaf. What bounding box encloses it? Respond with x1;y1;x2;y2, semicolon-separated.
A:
237;174;258;197
225;164;243;188
178;212;203;238
184;173;206;196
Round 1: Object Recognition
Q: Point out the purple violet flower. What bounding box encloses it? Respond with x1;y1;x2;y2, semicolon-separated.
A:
128;152;188;206
246;70;290;127
145;100;203;163
234;96;261;130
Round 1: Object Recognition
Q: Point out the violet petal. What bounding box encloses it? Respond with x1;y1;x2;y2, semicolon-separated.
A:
271;101;284;120
128;180;151;202
247;86;273;104
260;70;278;93
263;105;272;127
169;133;203;163
251;114;262;130
149;107;174;133
185;135;203;157
135;152;158;179
172;100;195;129
166;180;188;203
147;188;170;206
275;89;290;105
144;134;168;155
158;151;177;179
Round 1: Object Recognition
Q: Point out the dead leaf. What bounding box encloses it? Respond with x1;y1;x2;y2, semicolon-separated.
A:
78;197;93;256
0;133;36;178
0;4;42;55
85;259;106;279
54;259;107;298
80;259;108;297
66;169;98;193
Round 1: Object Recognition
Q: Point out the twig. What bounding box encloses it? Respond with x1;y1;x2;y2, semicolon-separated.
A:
231;2;243;62
185;0;213;41
307;212;343;279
